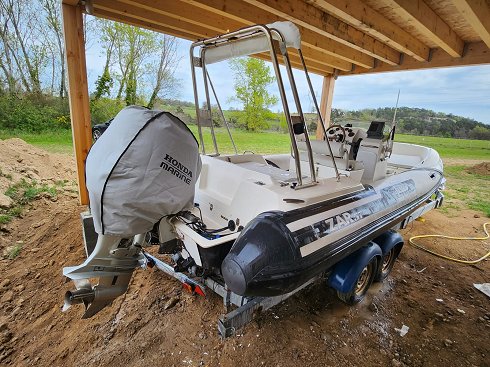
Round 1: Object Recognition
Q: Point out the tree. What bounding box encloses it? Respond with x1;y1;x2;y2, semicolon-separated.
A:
0;0;46;94
147;35;180;108
93;20;182;106
93;20;117;100
229;58;278;131
109;23;156;103
331;108;344;123
41;0;67;98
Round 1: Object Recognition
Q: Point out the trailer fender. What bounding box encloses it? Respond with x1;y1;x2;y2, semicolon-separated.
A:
373;230;404;257
327;242;382;293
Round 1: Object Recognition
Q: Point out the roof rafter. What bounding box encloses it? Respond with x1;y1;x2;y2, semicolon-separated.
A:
179;0;374;69
91;6;334;75
343;41;490;74
451;0;490;49
377;0;465;57
121;0;352;70
243;0;402;65
308;0;429;61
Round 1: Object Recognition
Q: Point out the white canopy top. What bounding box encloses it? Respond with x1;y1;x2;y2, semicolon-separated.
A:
204;21;301;65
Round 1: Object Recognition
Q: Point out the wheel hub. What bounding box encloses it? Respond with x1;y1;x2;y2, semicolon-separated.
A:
382;250;395;272
355;264;372;295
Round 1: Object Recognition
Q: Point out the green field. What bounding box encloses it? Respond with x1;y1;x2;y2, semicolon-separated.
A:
0;127;488;216
1;127;489;160
194;127;490;159
394;134;490;160
0;130;74;154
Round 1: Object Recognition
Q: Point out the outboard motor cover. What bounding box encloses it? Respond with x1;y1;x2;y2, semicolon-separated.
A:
86;106;201;237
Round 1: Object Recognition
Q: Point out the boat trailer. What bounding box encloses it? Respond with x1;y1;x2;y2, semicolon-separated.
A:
78;191;443;338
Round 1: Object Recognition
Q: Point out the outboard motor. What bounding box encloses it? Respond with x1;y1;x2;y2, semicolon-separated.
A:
63;106;201;318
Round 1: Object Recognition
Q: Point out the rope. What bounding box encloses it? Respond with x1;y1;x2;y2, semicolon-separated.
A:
408;222;490;264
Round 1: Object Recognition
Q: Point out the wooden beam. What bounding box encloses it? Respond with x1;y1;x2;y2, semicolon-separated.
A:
94;1;220;38
93;7;333;76
342;41;490;74
93;8;200;39
62;3;91;205
179;0;375;69
255;53;333;75
452;0;490;48
316;75;335;139
96;0;352;71
119;0;240;34
378;0;465;57
243;0;401;65
308;0;429;61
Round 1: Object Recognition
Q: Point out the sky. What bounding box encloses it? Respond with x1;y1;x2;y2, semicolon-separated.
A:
85;37;490;125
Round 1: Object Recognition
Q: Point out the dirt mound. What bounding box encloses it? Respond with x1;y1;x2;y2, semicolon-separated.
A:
0;141;488;367
466;161;490;175
0;138;76;191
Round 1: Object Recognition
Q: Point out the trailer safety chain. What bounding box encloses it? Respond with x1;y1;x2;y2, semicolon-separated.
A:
409;222;490;264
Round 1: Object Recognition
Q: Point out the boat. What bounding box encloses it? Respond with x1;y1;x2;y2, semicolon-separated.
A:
63;22;444;320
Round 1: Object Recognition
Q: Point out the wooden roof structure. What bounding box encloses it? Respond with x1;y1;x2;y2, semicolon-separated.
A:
60;0;490;203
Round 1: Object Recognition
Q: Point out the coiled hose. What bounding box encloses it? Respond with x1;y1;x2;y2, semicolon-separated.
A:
409;222;490;264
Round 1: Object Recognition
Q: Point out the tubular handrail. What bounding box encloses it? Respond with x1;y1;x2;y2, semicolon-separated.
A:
190;23;337;186
297;49;341;181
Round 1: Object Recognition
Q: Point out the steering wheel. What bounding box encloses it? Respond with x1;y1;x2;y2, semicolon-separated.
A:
326;124;346;144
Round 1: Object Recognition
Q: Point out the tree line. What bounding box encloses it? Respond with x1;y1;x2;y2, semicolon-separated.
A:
0;0;487;141
0;0;181;132
333;107;490;140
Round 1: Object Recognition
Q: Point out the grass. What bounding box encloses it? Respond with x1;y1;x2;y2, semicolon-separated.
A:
0;125;488;217
0;129;73;154
189;126;490;159
0;179;59;226
0;126;489;160
395;134;490;160
189;126;292;155
6;243;23;259
440;165;490;217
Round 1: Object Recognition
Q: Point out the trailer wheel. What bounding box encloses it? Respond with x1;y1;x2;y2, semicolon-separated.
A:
375;245;400;282
336;257;377;305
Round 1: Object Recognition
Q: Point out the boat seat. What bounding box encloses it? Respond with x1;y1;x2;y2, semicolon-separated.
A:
387;154;422;169
216;154;295;182
297;140;344;158
217;153;267;165
297;140;354;171
387;143;431;169
234;161;295;182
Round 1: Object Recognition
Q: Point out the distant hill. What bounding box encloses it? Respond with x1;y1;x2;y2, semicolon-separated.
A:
160;99;490;140
333;107;490;140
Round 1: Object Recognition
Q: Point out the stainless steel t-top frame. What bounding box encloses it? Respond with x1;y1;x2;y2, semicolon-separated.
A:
189;24;340;187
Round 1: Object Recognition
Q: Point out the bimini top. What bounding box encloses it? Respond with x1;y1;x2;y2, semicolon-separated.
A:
204;21;301;65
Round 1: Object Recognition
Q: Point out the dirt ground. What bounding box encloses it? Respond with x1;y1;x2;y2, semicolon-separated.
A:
0;139;488;367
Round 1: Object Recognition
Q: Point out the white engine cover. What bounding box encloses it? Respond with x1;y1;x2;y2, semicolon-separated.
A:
86;106;201;237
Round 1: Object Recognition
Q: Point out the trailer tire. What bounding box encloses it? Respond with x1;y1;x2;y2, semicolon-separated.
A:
375;244;401;282
336;257;377;305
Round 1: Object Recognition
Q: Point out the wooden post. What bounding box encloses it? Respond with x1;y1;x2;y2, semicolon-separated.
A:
316;75;336;140
62;3;92;205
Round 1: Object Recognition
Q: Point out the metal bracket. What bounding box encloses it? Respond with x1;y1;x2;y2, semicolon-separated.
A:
198;108;212;127
81;211;97;257
399;53;405;65
462;42;469;58
217;276;319;338
193;56;202;67
428;48;435;62
83;0;94;14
